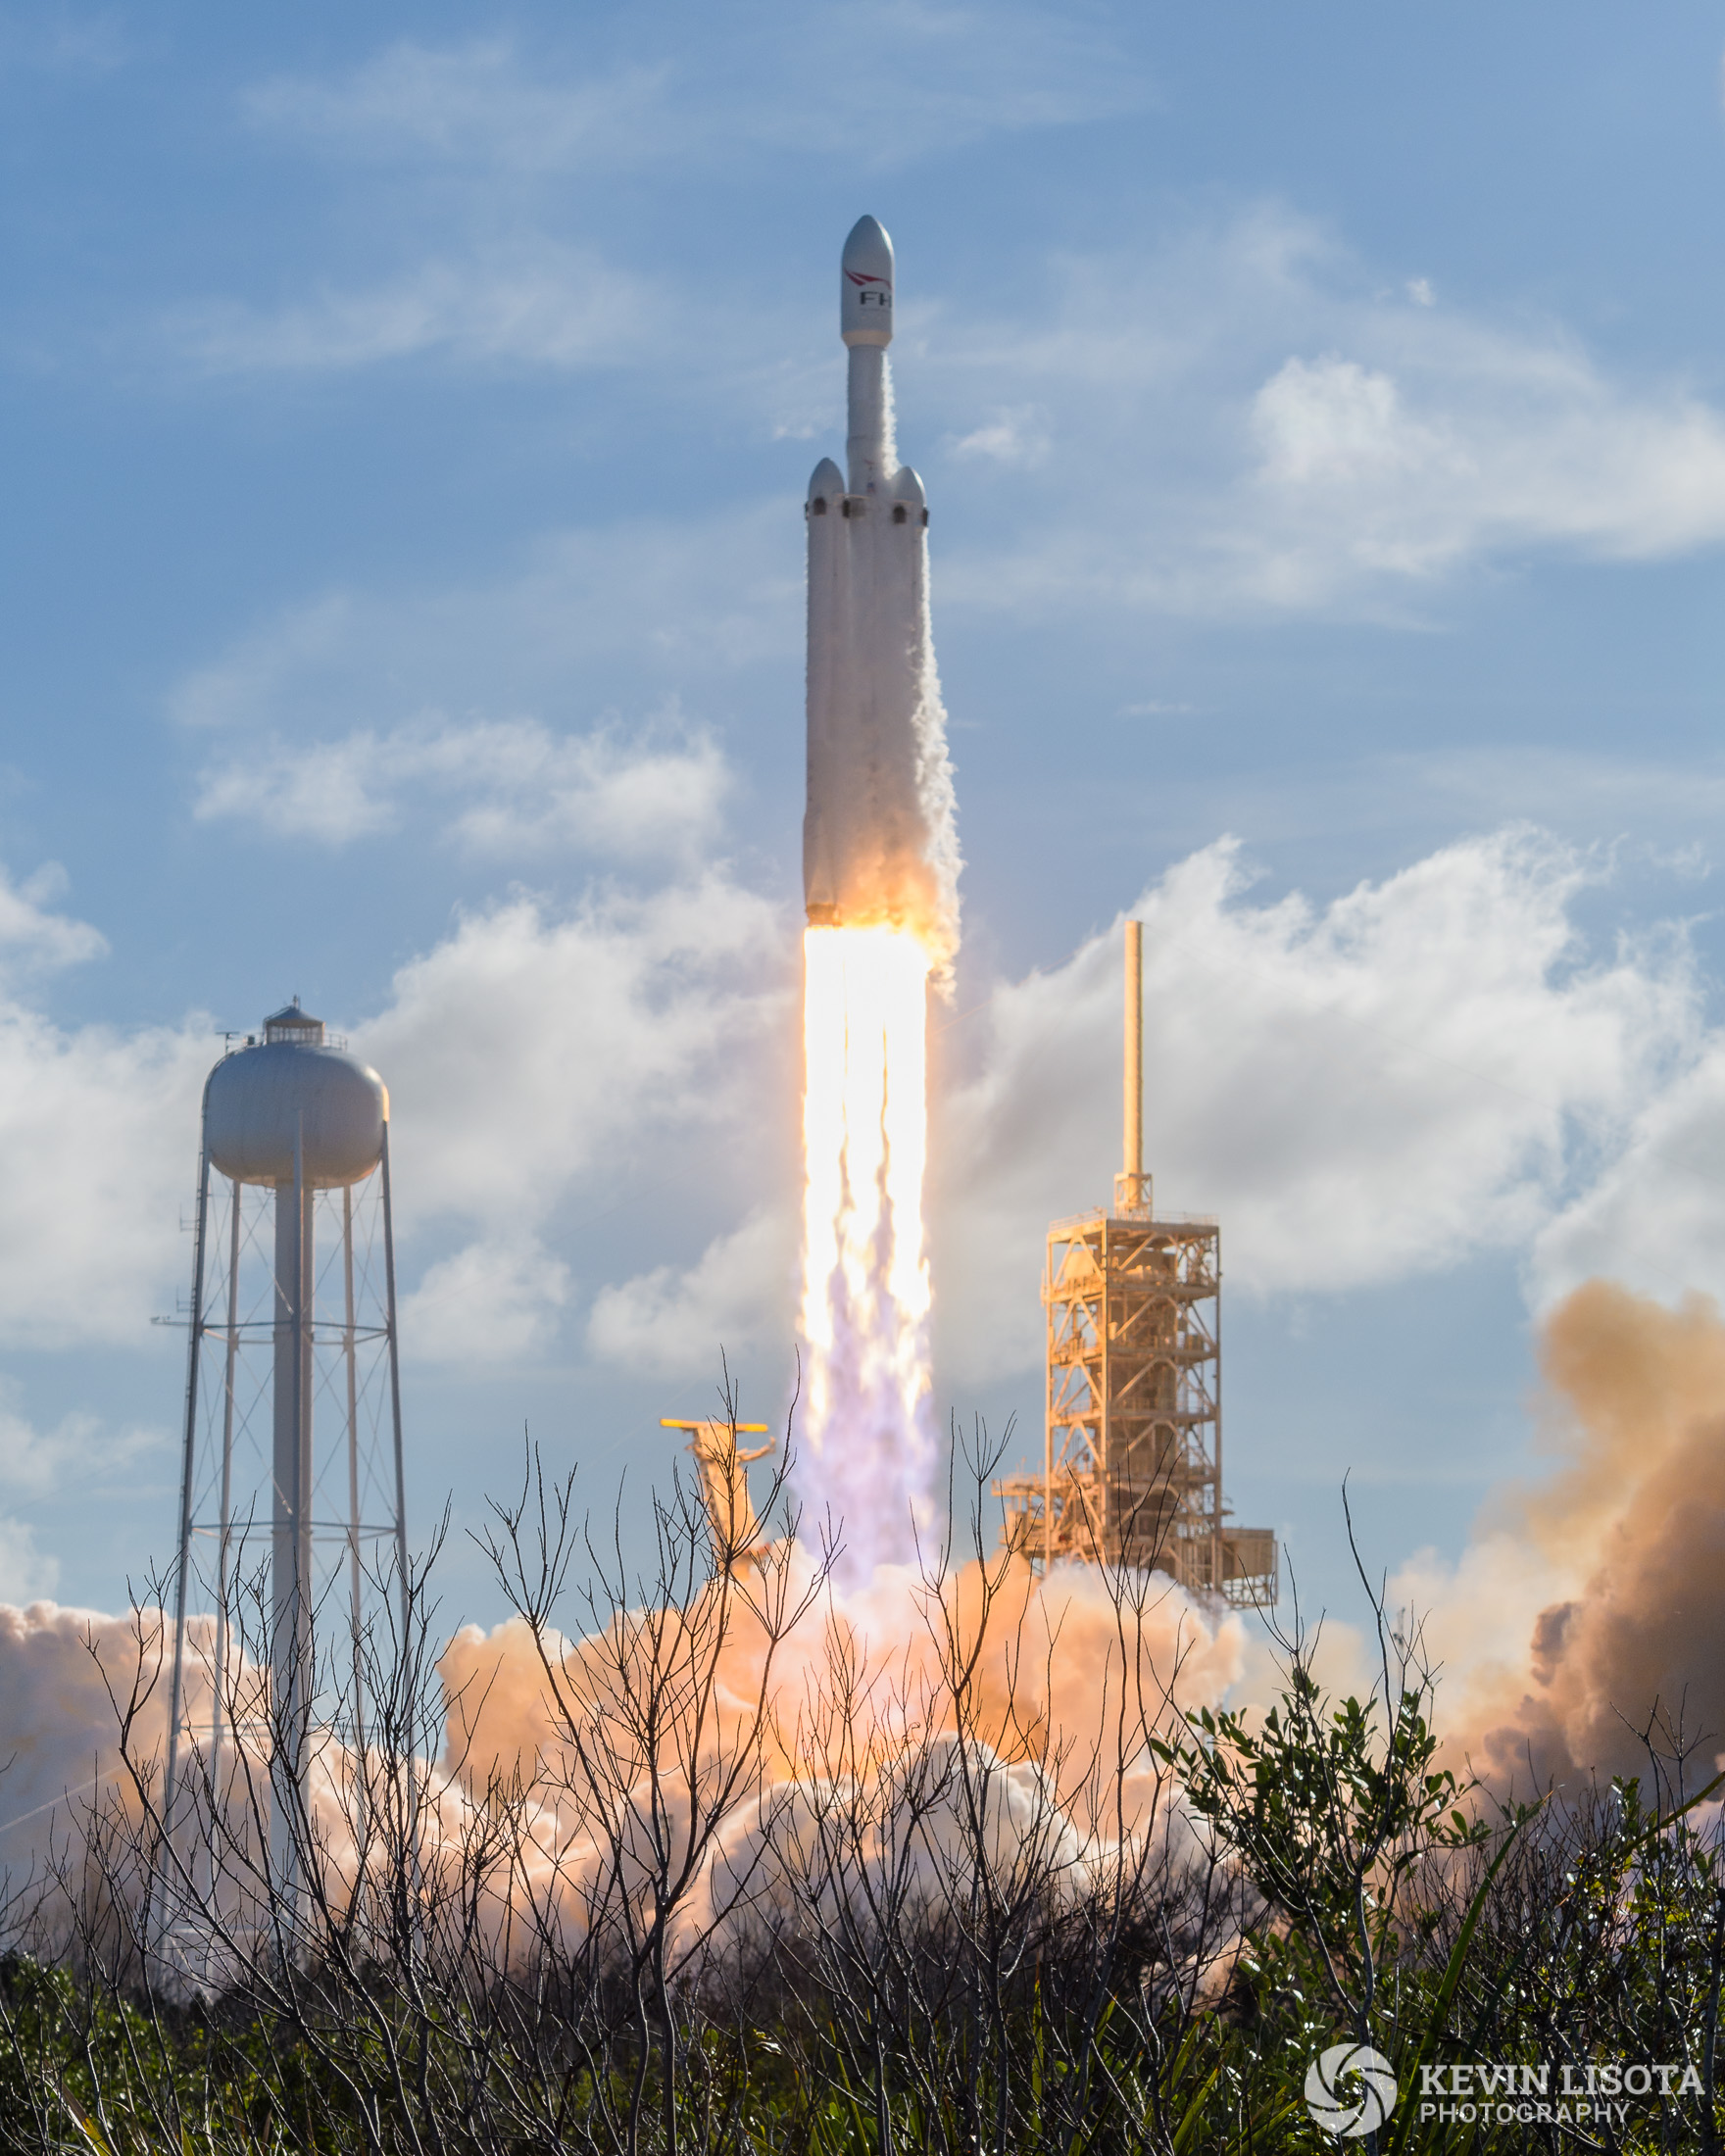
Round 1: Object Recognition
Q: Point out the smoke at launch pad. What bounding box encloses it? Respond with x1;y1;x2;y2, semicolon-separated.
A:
6;1280;1725;1889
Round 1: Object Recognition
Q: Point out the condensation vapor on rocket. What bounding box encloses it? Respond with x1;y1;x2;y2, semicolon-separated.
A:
799;218;960;1586
804;217;960;967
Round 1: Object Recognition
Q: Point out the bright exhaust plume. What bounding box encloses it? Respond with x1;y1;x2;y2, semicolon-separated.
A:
799;923;937;1584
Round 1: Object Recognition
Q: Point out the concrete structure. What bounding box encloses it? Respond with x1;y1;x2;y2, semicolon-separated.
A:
997;932;1278;1605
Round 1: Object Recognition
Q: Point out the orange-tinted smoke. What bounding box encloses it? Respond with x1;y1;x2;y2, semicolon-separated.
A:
1440;1281;1725;1791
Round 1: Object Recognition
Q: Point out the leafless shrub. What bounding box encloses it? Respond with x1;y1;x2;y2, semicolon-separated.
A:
0;1394;1254;2155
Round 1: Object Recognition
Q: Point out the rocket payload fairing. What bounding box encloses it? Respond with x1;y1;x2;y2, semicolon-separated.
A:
804;217;960;967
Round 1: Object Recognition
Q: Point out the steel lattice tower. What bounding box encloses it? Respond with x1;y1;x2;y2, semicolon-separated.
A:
997;926;1277;1603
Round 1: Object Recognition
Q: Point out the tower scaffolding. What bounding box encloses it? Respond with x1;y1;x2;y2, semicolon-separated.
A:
997;923;1278;1605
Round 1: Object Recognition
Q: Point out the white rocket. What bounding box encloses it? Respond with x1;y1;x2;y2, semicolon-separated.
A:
804;217;959;961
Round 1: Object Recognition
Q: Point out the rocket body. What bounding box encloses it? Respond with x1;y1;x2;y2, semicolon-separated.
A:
804;218;959;963
798;220;957;1583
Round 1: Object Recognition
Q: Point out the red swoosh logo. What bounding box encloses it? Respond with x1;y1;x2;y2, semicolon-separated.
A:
845;270;890;287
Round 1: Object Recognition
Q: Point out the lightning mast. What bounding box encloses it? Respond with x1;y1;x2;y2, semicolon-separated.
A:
997;927;1277;1602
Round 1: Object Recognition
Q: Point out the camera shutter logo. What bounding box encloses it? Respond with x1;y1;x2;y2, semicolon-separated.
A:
1305;2045;1399;2137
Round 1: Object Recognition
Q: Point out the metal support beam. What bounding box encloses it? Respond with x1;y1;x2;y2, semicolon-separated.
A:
153;1108;212;1959
270;1119;313;1933
208;1178;242;1831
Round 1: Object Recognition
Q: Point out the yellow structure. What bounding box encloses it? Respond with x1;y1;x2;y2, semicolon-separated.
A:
663;1418;774;1567
996;925;1278;1606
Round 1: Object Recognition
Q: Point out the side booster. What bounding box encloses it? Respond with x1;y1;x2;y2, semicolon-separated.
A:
804;217;951;945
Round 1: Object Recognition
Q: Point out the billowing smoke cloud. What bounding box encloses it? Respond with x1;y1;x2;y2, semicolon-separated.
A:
0;1548;1247;1934
1402;1281;1725;1790
438;1549;1245;1827
10;1269;1725;1912
0;1603;180;1873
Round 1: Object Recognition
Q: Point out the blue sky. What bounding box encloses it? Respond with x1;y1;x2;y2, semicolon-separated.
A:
3;1;1725;1628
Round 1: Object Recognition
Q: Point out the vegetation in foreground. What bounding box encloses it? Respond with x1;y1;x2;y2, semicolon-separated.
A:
2;1434;1722;2155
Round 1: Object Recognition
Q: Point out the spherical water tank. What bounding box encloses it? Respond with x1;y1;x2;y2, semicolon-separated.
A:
204;1002;387;1190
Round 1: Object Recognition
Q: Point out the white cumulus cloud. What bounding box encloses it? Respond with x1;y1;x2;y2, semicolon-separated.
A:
168;514;797;748
556;825;1716;1400
931;828;1700;1381
238;19;1148;182
948;407;1049;466
357;873;789;1233
195;710;730;859
0;1396;164;1498
242;40;670;175
401;1234;571;1366
0;863;107;977
172;243;663;376
0;871;209;1350
0;1518;58;1604
931;208;1725;620
1530;1037;1725;1312
587;1205;796;1379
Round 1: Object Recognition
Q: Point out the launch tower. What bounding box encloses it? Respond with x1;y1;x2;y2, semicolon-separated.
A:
997;928;1277;1604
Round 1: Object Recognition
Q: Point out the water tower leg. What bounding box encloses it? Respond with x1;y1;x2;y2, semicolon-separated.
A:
270;1125;314;1940
379;1121;418;1924
153;1134;210;1960
298;1155;314;1657
342;1185;368;1899
381;1124;408;1624
208;1178;242;1846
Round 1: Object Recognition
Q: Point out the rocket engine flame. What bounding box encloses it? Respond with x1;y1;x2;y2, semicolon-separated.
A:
799;924;937;1582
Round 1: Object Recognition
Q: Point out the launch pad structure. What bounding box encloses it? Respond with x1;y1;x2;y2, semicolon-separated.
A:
996;924;1278;1606
663;1417;774;1570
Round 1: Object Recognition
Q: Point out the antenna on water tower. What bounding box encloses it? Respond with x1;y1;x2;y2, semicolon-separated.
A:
151;999;410;1967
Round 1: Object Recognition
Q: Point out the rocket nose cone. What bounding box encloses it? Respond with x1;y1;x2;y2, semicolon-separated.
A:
806;456;845;516
841;214;894;348
842;216;894;279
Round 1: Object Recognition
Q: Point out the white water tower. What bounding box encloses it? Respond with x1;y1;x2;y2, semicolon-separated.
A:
159;1000;408;1926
